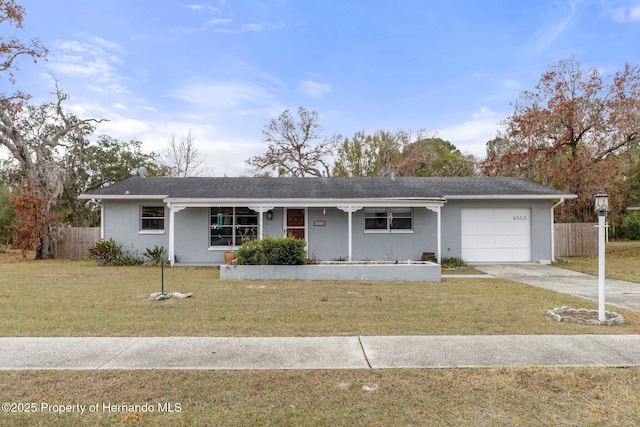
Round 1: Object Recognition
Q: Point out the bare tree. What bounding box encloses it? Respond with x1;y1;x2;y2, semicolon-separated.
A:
0;84;104;258
1;0;47;87
162;130;207;177
246;106;339;177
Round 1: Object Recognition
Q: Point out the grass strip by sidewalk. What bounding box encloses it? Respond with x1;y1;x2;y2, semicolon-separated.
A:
1;368;639;426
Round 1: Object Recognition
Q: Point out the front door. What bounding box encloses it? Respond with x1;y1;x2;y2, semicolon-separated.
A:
285;208;306;239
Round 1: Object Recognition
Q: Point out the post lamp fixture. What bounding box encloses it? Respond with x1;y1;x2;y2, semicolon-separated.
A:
595;191;609;322
595;191;609;214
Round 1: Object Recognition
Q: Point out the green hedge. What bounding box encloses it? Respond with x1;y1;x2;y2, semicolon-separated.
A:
236;237;307;265
619;211;640;240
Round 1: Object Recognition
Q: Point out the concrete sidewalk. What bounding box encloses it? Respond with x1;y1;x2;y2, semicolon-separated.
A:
1;335;640;370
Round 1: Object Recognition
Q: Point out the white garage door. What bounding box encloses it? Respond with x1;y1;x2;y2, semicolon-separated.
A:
461;208;531;262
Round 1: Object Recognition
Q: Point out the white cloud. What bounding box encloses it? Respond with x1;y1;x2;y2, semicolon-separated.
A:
503;79;522;91
210;21;285;34
437;107;504;158
95;116;256;176
522;0;579;55
472;106;495;120
606;3;640;23
208;18;232;25
176;16;282;35
184;3;221;13
46;38;128;96
170;80;280;113
298;80;332;98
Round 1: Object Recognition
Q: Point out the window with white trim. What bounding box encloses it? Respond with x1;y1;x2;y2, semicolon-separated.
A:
140;206;165;231
364;208;413;232
210;207;258;247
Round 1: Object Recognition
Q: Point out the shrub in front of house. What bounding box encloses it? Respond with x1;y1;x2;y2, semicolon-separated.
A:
143;245;166;266
88;238;123;266
236;237;307;265
88;238;143;266
440;257;467;269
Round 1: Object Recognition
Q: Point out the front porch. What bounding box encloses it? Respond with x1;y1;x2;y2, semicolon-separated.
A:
166;199;445;267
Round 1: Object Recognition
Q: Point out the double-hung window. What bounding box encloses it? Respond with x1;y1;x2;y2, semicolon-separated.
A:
210;207;258;247
364;208;413;233
140;206;165;232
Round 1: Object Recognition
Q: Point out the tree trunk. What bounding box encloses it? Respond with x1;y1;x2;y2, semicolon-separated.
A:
35;227;54;259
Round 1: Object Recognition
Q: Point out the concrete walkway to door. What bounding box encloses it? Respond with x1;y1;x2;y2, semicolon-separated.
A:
472;263;640;312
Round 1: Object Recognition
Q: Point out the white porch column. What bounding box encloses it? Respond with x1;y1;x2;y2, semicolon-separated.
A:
248;206;275;240
337;206;363;262
426;206;442;264
168;205;186;267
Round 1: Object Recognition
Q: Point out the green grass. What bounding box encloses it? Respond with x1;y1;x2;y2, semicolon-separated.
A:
2;250;640;426
556;240;640;282
1;254;639;336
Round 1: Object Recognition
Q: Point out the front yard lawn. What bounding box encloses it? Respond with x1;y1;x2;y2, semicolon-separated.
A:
2;251;640;426
1;252;639;336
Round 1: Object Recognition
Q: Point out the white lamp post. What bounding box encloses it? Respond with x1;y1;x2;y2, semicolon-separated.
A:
595;191;609;322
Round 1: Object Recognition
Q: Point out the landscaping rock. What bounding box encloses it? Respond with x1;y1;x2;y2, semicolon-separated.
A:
149;291;193;301
546;306;624;326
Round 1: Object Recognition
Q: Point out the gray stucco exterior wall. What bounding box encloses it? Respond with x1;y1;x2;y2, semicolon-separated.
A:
101;198;554;265
102;200;169;258
441;199;553;262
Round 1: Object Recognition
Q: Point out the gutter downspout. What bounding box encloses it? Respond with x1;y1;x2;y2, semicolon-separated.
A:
551;198;565;262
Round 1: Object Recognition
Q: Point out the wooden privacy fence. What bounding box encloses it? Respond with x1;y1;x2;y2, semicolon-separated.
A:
554;223;598;257
52;227;100;260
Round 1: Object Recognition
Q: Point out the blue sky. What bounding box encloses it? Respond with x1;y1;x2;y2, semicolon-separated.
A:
3;0;640;176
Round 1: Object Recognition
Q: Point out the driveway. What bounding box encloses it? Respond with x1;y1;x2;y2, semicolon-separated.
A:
472;263;640;312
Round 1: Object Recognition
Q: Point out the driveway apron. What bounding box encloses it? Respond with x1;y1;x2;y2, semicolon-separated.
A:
472;263;640;312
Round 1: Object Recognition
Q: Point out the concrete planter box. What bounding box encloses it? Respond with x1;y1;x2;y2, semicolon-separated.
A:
220;262;441;282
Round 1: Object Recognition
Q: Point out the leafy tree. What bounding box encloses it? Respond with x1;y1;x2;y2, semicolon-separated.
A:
246;106;339;177
161;129;208;177
333;130;415;177
0;182;16;248
57;135;165;226
333;131;475;177
397;138;476;177
7;180;55;256
481;56;640;223
333;131;383;177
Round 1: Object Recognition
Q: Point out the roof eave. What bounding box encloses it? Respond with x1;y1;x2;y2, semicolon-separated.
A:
165;197;447;207
78;194;169;200
444;194;577;200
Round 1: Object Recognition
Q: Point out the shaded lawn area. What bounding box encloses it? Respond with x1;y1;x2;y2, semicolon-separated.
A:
1;368;639;426
1;254;639;336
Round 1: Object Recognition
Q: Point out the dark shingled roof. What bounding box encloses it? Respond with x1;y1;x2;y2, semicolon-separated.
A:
83;177;572;200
